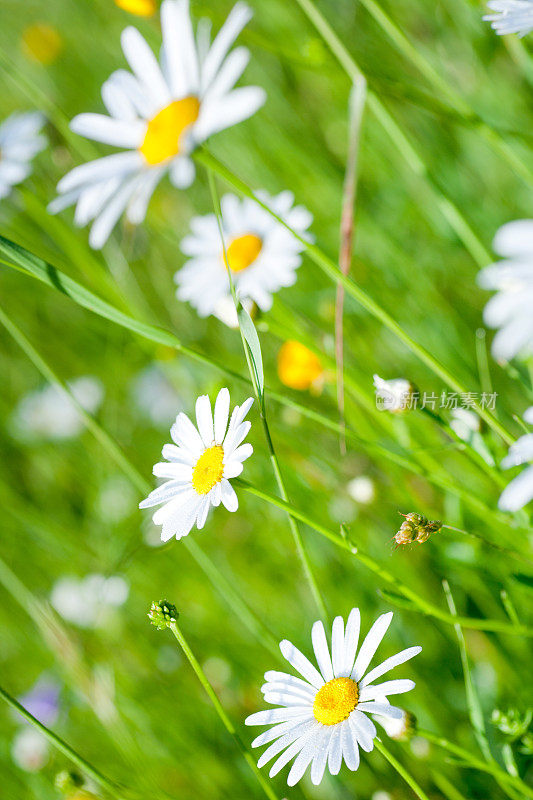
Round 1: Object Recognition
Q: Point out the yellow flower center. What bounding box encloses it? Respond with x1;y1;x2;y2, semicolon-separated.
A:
313;677;359;726
225;234;263;273
115;0;157;15
139;97;200;166
22;23;63;65
277;341;324;391
192;445;225;495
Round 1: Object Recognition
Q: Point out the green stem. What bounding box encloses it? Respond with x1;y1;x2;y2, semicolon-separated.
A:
374;740;430;800
206;170;329;626
418;729;533;800
167;621;279;800
0;686;130;800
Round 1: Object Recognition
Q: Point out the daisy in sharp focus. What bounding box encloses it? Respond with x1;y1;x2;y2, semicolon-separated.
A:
175;191;313;325
0;111;46;200
478;220;533;362
483;1;533;36
245;608;421;786
498;406;533;511
49;0;265;248
140;387;253;540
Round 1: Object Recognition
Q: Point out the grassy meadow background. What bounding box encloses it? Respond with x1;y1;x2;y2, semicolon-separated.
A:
0;0;532;797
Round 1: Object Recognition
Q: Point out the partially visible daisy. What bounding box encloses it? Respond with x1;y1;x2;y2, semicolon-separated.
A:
478;220;533;362
347;476;375;505
175;192;313;323
11;677;60;773
373;704;416;741
498;406;533;511
21;24;63;64
0;111;46;200
139;387;253;540
483;1;533;36
373;374;415;413
245;608;421;786
50;574;129;628
115;0;157;15
277;341;324;392
11;728;50;772
11;376;104;441
49;0;265;248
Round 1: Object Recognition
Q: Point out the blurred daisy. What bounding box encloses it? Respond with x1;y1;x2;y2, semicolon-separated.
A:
483;1;533;36
498;406;533;511
450;408;495;466
175;192;313;322
49;0;265;248
0;111;46;200
347;476;375;505
140;387;253;540
50;574;129;628
11;728;50;772
277;341;324;392
478;220;533;362
21;23;63;64
245;608;420;786
11;376;104;441
373;374;415;413
130;363;181;426
115;0;157;15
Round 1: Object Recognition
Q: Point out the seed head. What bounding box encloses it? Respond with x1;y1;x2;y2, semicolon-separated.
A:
395;513;442;546
148;600;178;630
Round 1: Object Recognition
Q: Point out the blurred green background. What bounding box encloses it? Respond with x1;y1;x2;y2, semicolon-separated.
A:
0;0;532;798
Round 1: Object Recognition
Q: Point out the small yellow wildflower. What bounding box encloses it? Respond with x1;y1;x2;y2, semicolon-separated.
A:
21;24;62;65
114;0;157;15
277;341;324;391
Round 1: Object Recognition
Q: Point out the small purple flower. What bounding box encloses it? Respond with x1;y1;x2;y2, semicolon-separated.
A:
18;678;60;727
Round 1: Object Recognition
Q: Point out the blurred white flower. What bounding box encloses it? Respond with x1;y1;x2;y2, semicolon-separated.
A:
175;192;313;322
478;220;533;362
347;476;375;505
450;408;495;466
11;728;49;772
0;111;46;200
246;608;420;786
498;406;533;511
130;364;181;426
51;574;129;628
483;1;533;36
140;388;253;540
49;0;265;248
97;475;137;522
11;376;104;441
373;374;414;413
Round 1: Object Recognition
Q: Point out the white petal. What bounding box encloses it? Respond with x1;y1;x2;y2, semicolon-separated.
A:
359;679;415;701
121;26;171;107
161;443;194;465
310;726;334;785
169;156;195;188
70;113;145;148
56;152;141;193
214;387;230;443
357;701;403;719
153;462;192;480
269;726;316;779
498;464;533;511
263;671;315;695
220;479;238;511
331;616;345;678
139;479;184;508
493;219;533;258
171;412;204;455
341;719;360;771
279;640;324;689
201;1;252;90
89;177;140;248
350;710;376;752
195;86;266;140
287;727;322;786
311;621;334;682
257;720;316;769
195;394;214;446
360;646;422;687
351;612;393;682
251;717;308;748
245;707;313;726
327;725;343;775
340;608;360;677
196;497;211;529
161;0;199;97
222;460;244;479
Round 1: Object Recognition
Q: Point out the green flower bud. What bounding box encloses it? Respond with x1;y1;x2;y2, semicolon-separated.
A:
395;513;442;546
148;600;178;630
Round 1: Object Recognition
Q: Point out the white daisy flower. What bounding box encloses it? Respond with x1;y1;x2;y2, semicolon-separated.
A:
478;220;533;362
11;376;104;441
373;374;415;413
48;0;265;249
483;0;533;36
11;728;50;772
245;608;421;786
139;387;253;540
498;406;533;511
0;111;46;200
50;574;129;628
174;191;313;323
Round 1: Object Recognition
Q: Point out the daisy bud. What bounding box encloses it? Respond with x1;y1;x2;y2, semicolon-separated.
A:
395;513;442;546
148;600;178;630
380;709;417;741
